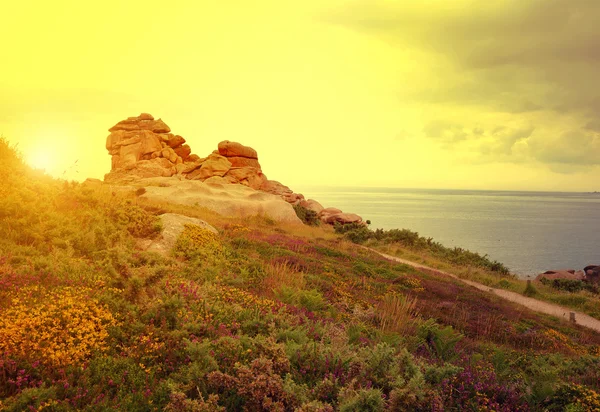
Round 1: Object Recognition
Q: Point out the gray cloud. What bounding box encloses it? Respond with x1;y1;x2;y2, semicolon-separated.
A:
423;120;535;157
528;129;600;165
324;0;600;171
325;0;600;117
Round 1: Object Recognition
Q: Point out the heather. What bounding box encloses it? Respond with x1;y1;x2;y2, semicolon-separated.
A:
2;137;600;410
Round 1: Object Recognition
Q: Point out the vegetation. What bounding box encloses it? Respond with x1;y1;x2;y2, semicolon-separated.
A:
335;223;510;275
2;136;600;410
293;204;320;226
335;221;600;320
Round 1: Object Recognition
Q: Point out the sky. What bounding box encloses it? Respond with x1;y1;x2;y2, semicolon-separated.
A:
2;0;600;191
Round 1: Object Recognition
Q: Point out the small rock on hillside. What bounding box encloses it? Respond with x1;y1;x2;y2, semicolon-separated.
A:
139;213;218;255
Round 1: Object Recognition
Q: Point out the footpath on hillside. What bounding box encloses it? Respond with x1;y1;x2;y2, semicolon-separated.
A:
370;248;600;333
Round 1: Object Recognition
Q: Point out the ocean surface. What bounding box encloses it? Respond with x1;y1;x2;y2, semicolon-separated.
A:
294;187;600;278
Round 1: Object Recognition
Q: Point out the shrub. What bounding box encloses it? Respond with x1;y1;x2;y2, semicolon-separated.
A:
0;136;26;178
164;392;225;412
539;278;599;294
524;280;538;297
296;400;334;412
207;357;297;411
108;201;162;238
293;204;320;226
544;383;600;411
440;360;527;411
338;385;385;412
0;286;116;367
173;225;223;260
418;320;464;362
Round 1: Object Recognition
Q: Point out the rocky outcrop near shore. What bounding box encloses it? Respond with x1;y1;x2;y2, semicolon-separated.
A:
584;265;600;282
536;265;600;283
535;269;585;282
104;114;363;225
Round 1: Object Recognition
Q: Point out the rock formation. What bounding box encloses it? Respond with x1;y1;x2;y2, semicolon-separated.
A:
535;269;585;282
137;178;302;225
536;266;600;284
105;113;192;182
584;265;600;283
104;114;363;225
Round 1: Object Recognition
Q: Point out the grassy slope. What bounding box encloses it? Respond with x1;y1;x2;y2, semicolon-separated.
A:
1;137;600;411
368;241;600;320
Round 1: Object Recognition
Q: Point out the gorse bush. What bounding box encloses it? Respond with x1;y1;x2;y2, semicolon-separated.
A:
173;224;223;260
107;201;161;238
0;286;116;367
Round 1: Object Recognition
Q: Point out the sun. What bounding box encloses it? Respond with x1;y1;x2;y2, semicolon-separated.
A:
27;146;57;173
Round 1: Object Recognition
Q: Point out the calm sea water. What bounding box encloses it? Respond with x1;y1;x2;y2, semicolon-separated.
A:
295;187;600;278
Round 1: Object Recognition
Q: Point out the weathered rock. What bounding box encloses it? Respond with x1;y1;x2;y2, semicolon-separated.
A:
283;193;305;205
260;180;293;196
173;144;191;161
584;265;600;283
139;131;162;155
536;269;585;282
141;213;218;255
319;208;343;218
187;154;201;163
189;154;231;180
119;141;143;169
318;207;364;225
180;160;203;174
226;167;267;190
138;119;171;133
105;158;174;183
102;114;362;224
218;140;258;159
227;156;261;169
106;114;200;180
109;118;140;132
203;175;238;185
168;135;186;148
299;199;324;214
322;212;363;225
82;178;103;186
138;178;302;224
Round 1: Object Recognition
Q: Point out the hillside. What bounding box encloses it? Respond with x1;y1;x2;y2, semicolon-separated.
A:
2;136;600;411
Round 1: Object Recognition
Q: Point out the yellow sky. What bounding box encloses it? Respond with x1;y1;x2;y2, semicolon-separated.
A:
2;0;599;191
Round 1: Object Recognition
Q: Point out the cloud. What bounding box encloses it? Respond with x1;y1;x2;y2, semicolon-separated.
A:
423;120;534;156
323;0;600;173
324;0;600;117
527;129;600;165
423;120;469;143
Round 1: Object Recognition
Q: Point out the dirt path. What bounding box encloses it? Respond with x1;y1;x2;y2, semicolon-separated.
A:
372;249;600;333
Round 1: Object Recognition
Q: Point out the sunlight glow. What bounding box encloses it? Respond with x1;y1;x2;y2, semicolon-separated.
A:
27;146;56;172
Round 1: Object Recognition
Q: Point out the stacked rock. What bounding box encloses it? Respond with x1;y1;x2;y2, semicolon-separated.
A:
105;113;195;182
103;114;363;225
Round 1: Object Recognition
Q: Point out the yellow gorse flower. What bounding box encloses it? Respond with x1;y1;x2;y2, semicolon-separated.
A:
0;286;117;367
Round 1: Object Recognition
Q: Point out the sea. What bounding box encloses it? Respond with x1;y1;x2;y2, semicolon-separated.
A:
294;187;600;278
